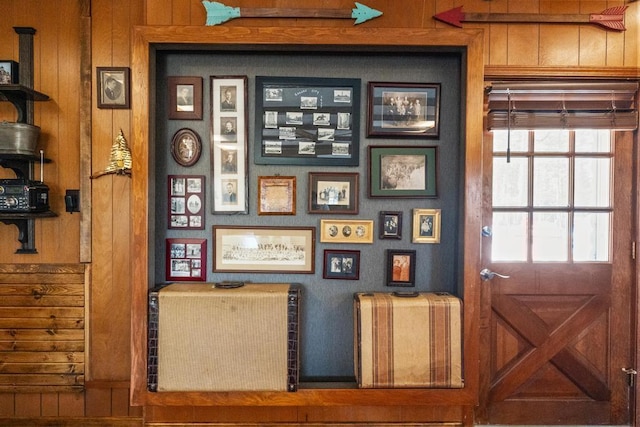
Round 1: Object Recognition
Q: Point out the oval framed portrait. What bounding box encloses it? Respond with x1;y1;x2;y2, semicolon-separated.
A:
171;128;202;167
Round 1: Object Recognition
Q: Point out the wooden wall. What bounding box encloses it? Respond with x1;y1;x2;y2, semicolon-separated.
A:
0;0;637;425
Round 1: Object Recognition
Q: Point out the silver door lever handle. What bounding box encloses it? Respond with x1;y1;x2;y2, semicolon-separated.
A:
480;268;510;281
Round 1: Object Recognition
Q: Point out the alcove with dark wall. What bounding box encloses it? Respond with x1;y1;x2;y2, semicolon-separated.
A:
152;48;464;380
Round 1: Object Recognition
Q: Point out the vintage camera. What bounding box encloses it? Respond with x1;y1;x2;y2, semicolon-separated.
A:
0;179;50;212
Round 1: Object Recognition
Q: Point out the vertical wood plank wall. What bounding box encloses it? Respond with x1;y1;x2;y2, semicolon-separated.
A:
0;0;637;424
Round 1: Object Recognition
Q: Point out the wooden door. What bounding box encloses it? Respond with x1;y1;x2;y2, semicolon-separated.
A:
478;129;635;424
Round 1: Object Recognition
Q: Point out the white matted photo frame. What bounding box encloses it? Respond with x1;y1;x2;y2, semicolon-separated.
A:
210;76;248;214
166;238;207;282
412;208;441;243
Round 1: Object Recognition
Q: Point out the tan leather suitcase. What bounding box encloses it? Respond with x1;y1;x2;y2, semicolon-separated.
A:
148;282;300;392
354;291;463;388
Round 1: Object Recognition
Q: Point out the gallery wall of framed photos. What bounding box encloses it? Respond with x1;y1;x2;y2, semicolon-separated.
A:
153;49;463;380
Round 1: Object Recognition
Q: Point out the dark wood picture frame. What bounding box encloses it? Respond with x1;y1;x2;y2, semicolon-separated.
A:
168;76;203;120
308;172;359;214
379;211;403;239
323;249;360;280
386;249;416;287
258;175;296;215
166;238;207;282
170;128;202;167
367;82;440;138
0;60;19;84
97;67;130;109
168;175;205;230
368;145;438;198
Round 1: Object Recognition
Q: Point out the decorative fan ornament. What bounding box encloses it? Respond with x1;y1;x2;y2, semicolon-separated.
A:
91;129;132;179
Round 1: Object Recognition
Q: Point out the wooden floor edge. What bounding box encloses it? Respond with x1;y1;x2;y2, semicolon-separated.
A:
0;417;142;427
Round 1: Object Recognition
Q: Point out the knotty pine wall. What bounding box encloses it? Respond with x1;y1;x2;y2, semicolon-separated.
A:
0;0;637;424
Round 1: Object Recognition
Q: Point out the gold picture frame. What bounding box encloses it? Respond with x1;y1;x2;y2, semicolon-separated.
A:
412;208;441;243
319;219;374;244
258;176;296;215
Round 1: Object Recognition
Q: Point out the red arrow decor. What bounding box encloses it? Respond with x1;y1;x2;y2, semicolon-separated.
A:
434;6;627;31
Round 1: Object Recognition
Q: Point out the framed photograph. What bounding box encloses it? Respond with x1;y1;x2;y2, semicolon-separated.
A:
367;82;440;138
323;249;360;280
258;175;296;215
168;76;203;120
379;211;402;240
212;226;315;273
386;249;416;287
210;76;248;214
308;172;358;214
319;219;374;244
170;128;202;167
254;76;361;166
166;238;207;282
368;146;437;198
412;208;441;243
0;60;19;84
97;67;130;109
168;175;205;230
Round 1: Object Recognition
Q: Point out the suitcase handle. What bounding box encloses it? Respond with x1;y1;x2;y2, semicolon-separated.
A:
214;281;245;289
391;291;419;298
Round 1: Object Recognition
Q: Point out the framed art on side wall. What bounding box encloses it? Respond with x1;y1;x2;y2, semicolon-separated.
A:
258;175;296;215
412;208;441;243
323;249;360;280
97;67;130;109
368;146;437;198
168;76;203;120
168;175;205;230
166;238;207;282
386;249;416;287
308;172;358;214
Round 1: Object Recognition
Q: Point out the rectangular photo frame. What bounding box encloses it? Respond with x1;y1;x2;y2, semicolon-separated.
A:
166;238;207;282
213;226;315;273
412;208;441;243
168;175;206;230
254;76;361;166
367;82;440;138
258;175;296;215
379;211;402;240
210;76;248;214
368;146;437;198
319;219;374;244
168;76;203;120
323;249;360;280
386;249;416;287
0;60;19;84
308;172;358;214
97;67;130;109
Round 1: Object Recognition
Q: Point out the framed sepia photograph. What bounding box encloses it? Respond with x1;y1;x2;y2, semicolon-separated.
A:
308;172;358;214
168;175;205;230
254;76;361;166
166;238;207;282
258;175;296;215
0;60;18;84
168;76;203;120
210;76;248;214
97;67;130;109
412;208;441;243
367;82;440;138
368;146;437;198
319;219;374;244
170;128;202;167
386;249;416;287
212;226;315;273
323;249;360;280
379;211;402;240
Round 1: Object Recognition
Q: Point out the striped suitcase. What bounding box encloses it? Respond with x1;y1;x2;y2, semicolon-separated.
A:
354;291;463;388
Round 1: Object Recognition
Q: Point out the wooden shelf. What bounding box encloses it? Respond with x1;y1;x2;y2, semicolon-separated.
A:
0;84;50;101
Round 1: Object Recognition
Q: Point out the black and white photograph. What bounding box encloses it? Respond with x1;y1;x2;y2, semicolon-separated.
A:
167;76;202;119
97;67;130;109
166;238;207;281
412;208;441;243
168;175;205;230
309;172;359;214
220;85;237;111
368;146;437;198
379;211;403;239
323;249;360;280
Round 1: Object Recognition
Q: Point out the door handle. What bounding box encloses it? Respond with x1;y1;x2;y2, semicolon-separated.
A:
480;268;510;281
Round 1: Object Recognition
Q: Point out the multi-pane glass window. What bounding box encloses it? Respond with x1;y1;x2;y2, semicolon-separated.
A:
491;129;612;263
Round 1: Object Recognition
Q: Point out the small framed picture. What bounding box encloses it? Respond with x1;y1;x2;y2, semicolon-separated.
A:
168;175;205;230
386;249;416;287
166;238;207;281
320;219;374;244
308;172;358;214
168;76;203;120
323;249;360;280
379;211;402;240
97;67;130;109
170;128;202;167
412;208;441;243
368;146;437;198
367;82;440;138
0;60;19;84
258;175;296;215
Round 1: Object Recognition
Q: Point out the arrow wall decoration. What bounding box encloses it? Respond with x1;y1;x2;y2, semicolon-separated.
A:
202;1;383;26
434;6;627;31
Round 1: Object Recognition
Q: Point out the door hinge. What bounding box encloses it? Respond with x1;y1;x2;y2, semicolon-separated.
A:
622;367;637;387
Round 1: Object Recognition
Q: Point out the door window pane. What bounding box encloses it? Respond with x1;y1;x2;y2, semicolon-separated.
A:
534;130;569;152
532;212;569;261
533;157;569;207
575;129;611;153
492;212;528;262
493;158;528;207
493;130;528;153
574;158;611;208
573;212;610;262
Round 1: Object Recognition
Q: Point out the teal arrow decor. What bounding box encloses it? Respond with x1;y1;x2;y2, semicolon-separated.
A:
352;2;383;24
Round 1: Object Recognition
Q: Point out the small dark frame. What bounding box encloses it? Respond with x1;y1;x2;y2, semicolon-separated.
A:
97;67;130;109
308;172;359;214
379;211;403;240
166;238;207;282
170;128;202;167
386;249;416;287
367;82;440;138
368;146;437;198
168;76;203;120
323;249;360;280
0;60;19;84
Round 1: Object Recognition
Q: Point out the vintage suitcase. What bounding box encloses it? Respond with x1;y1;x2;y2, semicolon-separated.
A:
354;291;463;388
148;282;300;392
